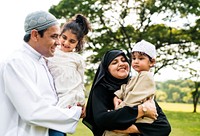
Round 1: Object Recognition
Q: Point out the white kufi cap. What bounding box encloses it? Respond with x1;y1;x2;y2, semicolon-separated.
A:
132;40;156;59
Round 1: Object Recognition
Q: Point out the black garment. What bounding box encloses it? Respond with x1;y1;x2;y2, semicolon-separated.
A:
134;101;171;136
84;84;139;136
83;49;135;136
82;49;171;136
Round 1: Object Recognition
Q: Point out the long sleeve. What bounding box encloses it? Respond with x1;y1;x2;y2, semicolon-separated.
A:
92;85;138;131
134;101;171;136
114;76;137;99
117;71;156;108
114;84;126;99
2;56;81;134
77;55;85;83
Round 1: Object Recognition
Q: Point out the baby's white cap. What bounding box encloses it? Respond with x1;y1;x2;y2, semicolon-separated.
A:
132;40;156;59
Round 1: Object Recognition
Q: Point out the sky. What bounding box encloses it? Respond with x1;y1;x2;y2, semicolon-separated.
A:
0;0;190;82
0;0;60;60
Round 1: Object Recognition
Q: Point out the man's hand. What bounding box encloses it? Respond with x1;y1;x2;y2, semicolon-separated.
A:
77;103;86;118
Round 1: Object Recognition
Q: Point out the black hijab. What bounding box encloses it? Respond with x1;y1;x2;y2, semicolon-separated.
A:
83;49;130;134
92;49;130;90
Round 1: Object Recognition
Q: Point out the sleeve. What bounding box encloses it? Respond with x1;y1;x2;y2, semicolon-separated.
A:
76;56;86;105
2;60;82;133
121;72;156;107
114;84;126;99
92;86;138;131
135;101;171;136
77;55;85;82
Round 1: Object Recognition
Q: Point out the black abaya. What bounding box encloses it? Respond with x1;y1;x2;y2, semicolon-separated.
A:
83;49;171;136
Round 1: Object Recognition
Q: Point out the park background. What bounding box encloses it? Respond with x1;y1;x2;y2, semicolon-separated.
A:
0;0;199;136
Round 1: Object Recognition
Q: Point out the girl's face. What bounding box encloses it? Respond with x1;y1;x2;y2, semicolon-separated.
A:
131;52;155;73
108;55;130;79
59;30;78;52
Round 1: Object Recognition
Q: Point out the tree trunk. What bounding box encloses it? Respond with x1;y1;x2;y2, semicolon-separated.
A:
193;82;200;113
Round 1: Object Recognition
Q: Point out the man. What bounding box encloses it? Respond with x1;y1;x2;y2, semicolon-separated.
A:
0;11;82;136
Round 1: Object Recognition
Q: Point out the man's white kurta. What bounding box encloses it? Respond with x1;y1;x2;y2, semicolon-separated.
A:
0;43;81;136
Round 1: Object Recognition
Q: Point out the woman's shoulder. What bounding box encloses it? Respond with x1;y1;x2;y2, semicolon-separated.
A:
93;82;107;92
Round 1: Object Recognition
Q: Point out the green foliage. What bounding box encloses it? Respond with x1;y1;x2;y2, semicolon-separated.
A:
49;0;200;84
156;90;167;102
156;79;194;103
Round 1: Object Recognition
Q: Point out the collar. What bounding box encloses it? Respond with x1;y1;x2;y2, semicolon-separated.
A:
23;42;43;61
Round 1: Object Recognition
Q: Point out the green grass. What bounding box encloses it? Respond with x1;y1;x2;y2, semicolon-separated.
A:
158;102;199;112
68;102;200;136
164;111;200;136
68;119;93;136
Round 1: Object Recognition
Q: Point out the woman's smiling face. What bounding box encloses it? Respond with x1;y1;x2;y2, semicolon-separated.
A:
108;55;130;79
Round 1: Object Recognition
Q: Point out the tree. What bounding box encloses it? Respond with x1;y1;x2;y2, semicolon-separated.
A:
49;0;199;85
156;79;195;104
156;90;167;102
172;92;180;102
192;82;200;112
179;61;200;112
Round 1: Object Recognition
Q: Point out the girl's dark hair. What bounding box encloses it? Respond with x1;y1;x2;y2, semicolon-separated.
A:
60;14;91;52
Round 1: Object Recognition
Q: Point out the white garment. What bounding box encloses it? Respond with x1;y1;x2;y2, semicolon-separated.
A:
47;49;85;108
0;43;82;136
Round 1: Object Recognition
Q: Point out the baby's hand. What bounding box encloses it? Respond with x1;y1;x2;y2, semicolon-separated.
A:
113;96;122;110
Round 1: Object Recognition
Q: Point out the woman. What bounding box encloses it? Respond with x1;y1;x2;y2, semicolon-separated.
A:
82;49;171;136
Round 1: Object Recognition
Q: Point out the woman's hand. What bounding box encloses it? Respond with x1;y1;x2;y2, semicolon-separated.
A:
144;99;158;119
113;96;122;110
113;125;140;134
138;99;158;120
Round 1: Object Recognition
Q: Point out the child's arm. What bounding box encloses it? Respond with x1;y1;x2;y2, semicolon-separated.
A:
113;96;122;110
114;83;127;100
122;71;156;106
77;56;85;82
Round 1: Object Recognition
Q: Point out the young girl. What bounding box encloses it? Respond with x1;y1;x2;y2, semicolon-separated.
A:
47;14;91;136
